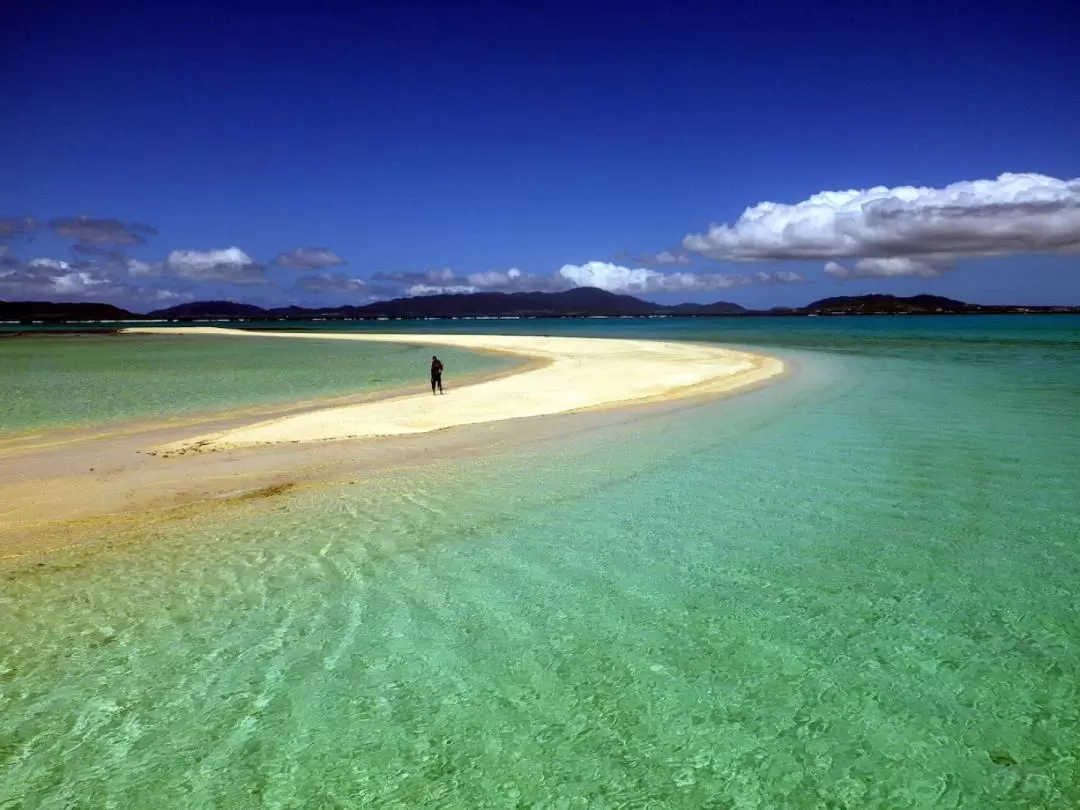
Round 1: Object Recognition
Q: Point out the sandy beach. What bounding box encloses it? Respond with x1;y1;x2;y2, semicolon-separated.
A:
1;328;783;560
128;327;784;454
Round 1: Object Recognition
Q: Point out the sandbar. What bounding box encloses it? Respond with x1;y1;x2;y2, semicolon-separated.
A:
126;327;784;454
1;328;783;561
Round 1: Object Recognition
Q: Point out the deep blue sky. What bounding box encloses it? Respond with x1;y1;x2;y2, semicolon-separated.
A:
3;1;1078;309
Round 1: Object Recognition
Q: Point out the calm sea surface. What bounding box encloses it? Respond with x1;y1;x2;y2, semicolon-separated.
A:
0;332;514;434
2;316;1079;808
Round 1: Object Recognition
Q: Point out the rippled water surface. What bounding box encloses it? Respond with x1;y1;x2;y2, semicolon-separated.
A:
2;316;1079;808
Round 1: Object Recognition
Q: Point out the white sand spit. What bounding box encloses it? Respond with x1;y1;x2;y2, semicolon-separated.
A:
124;327;783;453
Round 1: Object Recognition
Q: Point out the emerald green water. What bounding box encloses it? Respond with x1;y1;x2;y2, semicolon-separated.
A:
0;334;513;434
2;317;1079;808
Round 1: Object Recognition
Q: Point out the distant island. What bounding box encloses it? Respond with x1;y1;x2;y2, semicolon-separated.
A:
1;288;1078;324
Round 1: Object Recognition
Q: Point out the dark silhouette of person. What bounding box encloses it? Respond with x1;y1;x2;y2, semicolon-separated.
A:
430;355;444;395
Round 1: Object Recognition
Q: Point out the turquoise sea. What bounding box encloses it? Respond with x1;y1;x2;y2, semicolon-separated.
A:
2;316;1079;808
0;333;514;434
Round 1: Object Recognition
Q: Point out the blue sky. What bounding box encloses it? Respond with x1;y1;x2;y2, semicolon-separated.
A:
3;1;1078;310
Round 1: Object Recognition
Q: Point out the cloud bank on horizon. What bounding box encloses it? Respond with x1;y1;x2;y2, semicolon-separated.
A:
0;255;190;305
683;173;1080;278
824;257;956;280
374;263;804;298
2;173;1078;305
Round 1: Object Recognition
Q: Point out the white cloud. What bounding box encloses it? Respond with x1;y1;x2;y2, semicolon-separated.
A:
166;247;268;284
378;267;537;297
28;258;73;272
378;262;806;298
273;247;347;269
372;267;451;284
51;271;114;295
405;283;478;296
152;289;196;302
167;247;252;272
683;173;1080;261
619;251;692;266
466;267;523;288
463;267;563;293
558;262;660;292
0;257;122;298
399;267;552;296
653;251;691;266
824;257;956;279
295;272;366;294
556;261;804;294
126;258;162;277
426;267;456;283
1;255;214;308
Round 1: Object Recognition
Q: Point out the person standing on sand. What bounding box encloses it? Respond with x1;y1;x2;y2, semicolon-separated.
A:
430;355;444;395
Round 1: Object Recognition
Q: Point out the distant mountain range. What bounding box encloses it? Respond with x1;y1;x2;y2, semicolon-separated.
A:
147;288;749;320
1;288;1077;324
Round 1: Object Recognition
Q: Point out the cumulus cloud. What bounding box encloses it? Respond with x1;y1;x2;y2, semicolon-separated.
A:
373;268;451;284
151;289;197;303
51;272;116;295
0;256;123;298
824;257;955;279
372;261;806;298
0;253;211;308
166;247;268;284
617;250;693;266
559;261;673;292
377;267;554;296
653;251;692;266
0;216;40;239
464;267;561;293
294;272;366;294
405;283;478;296
50;216;158;246
466;267;524;288
683;173;1080;262
27;258;73;272
372;267;492;296
556;261;805;294
766;270;808;284
273;247;347;269
126;258;163;277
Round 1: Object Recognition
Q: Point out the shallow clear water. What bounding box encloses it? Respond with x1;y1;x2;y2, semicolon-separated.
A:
0;334;513;434
2;316;1079;808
